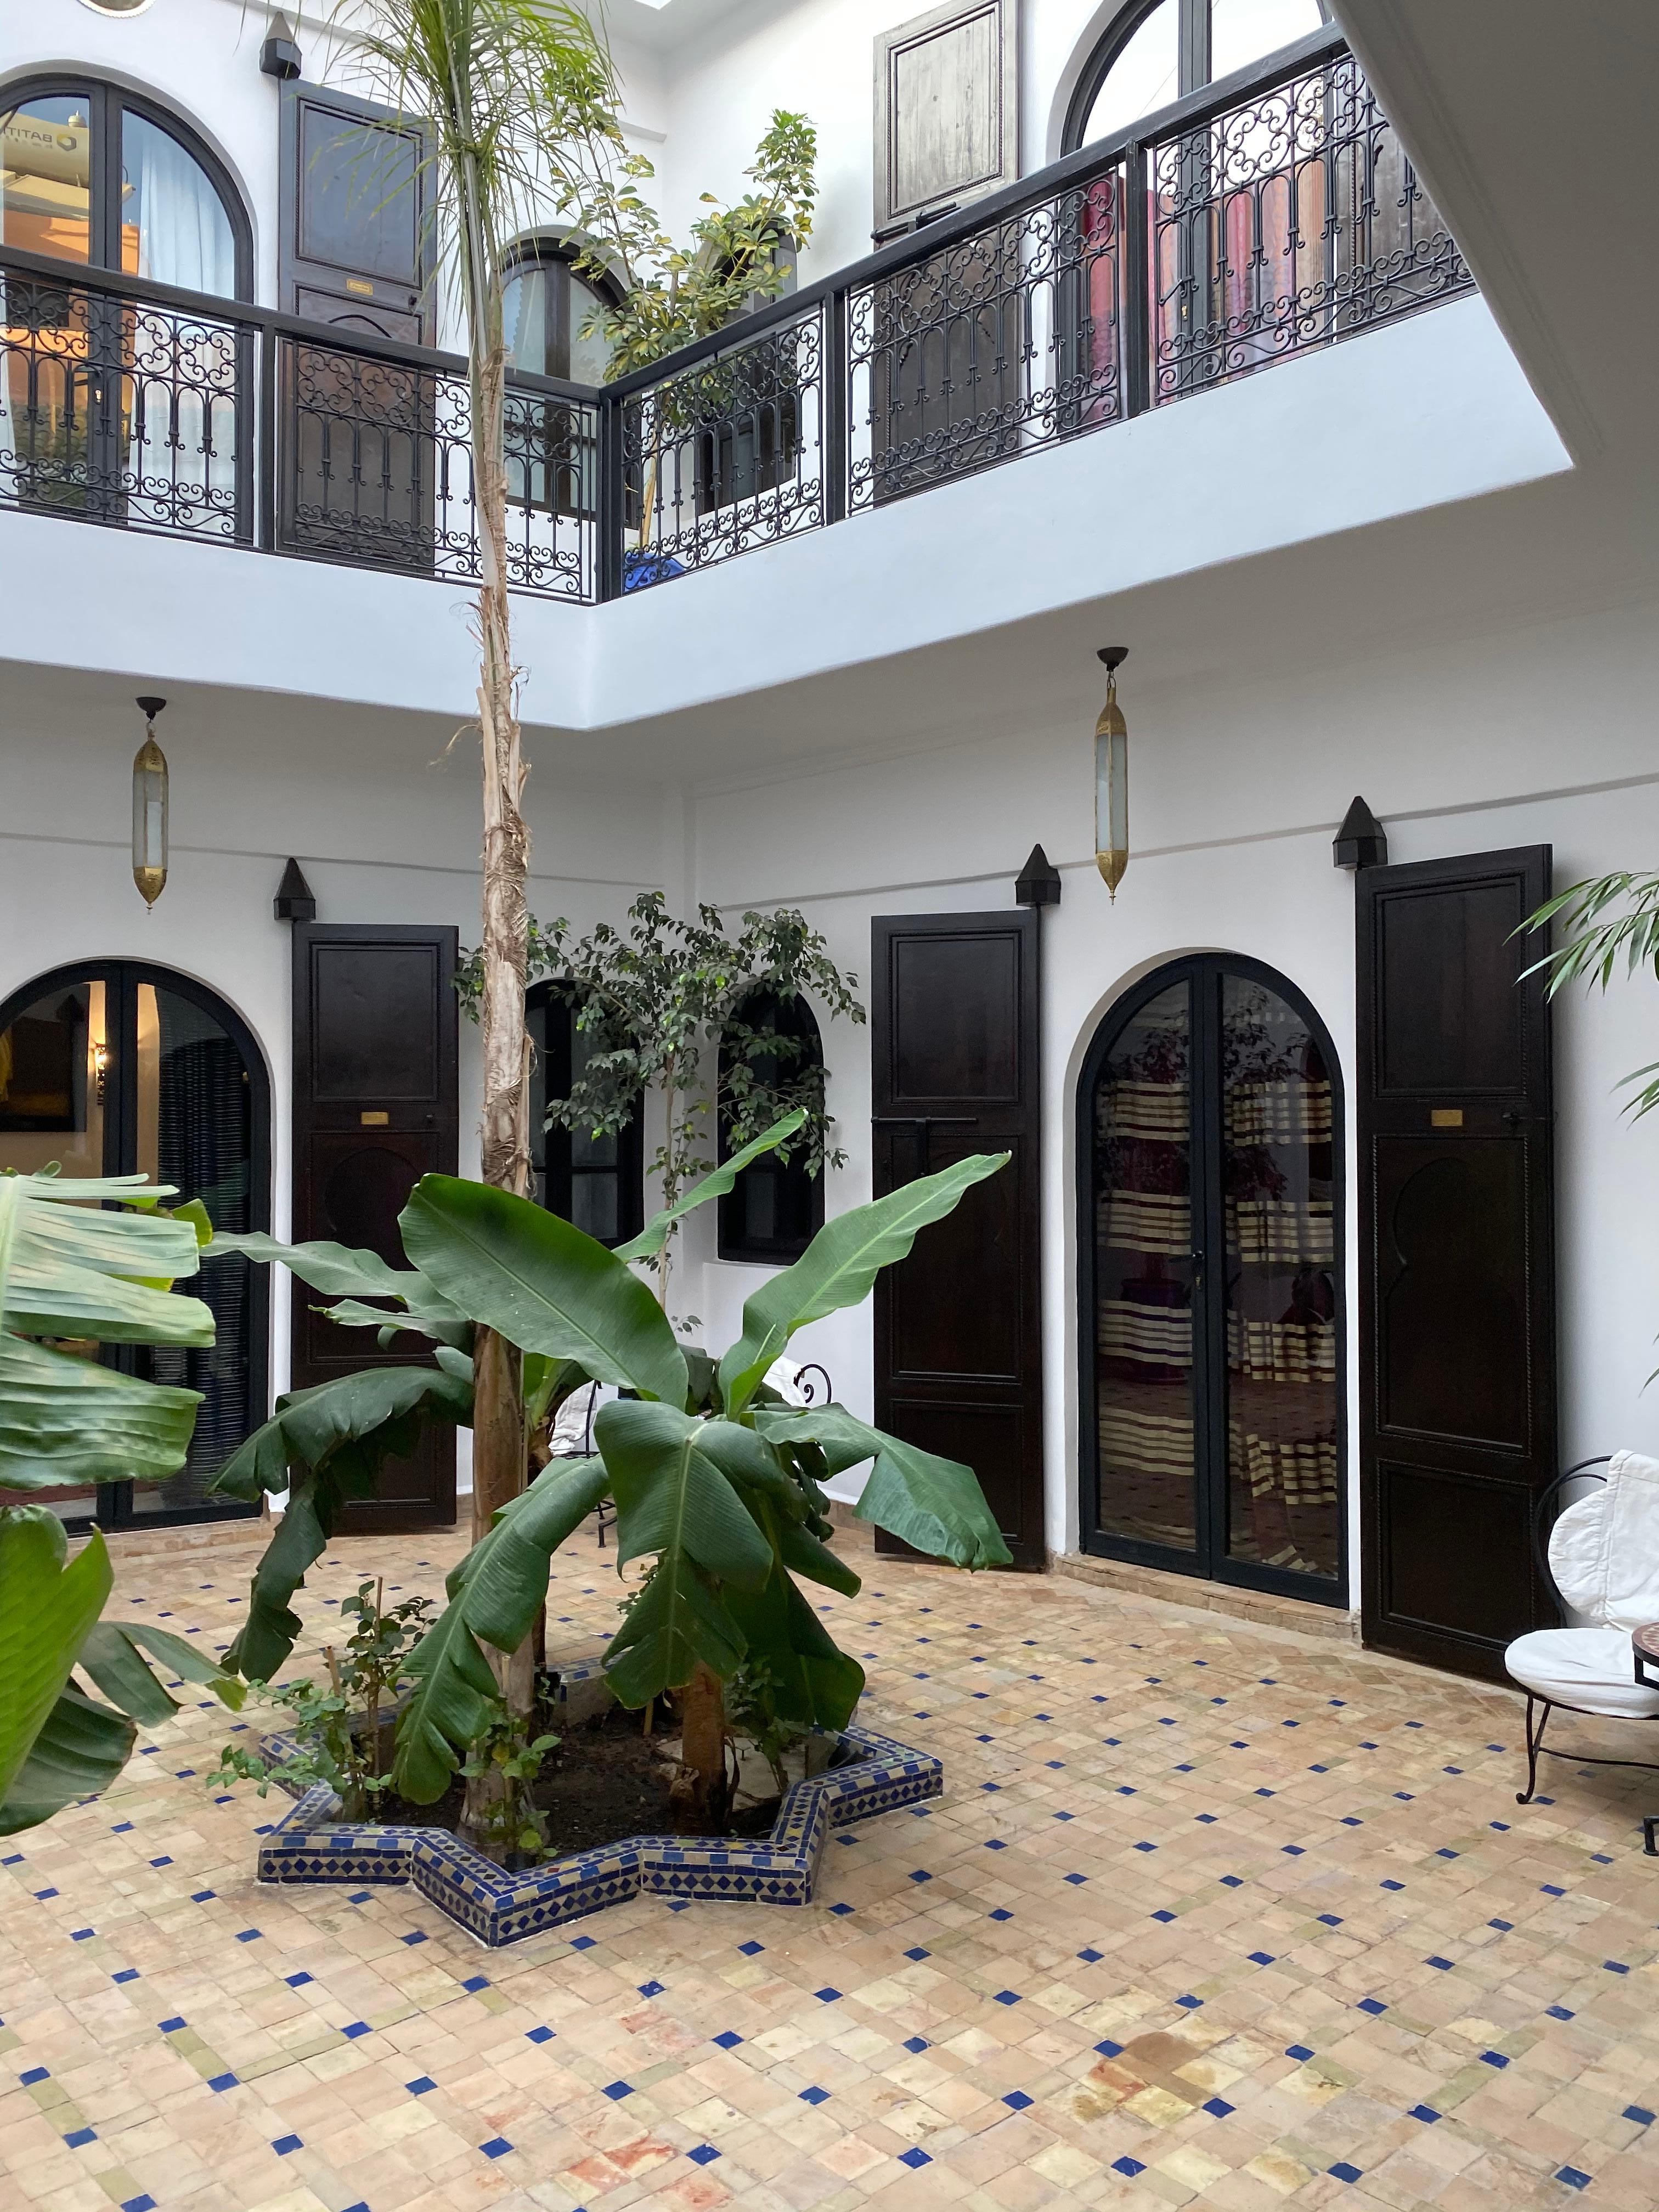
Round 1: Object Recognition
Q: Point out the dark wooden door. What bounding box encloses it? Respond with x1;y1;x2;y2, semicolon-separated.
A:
291;924;458;1531
279;81;435;340
871;910;1043;1567
1357;848;1556;1680
278;82;438;573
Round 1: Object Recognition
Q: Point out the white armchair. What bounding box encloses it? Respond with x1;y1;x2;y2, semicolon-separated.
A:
1504;1451;1659;1829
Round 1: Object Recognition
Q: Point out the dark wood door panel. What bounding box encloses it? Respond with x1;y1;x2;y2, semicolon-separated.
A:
1378;875;1530;1096
295;1131;438;1375
1376;1461;1538;1679
1357;848;1555;1678
291;924;458;1531
884;1135;1025;1385
887;926;1024;1104
304;941;447;1113
885;1397;1029;1557
872;910;1043;1569
1375;1135;1531;1452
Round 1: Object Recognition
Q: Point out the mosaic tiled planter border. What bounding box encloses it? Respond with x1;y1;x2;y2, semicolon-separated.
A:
254;1658;943;1946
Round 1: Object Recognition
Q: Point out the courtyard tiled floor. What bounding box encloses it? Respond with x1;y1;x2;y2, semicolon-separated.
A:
4;1519;1659;2212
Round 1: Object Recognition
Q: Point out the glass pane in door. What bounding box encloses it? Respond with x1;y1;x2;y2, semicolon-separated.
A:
1;94;94;261
131;982;256;1515
1091;979;1197;1549
1221;974;1338;1577
0;977;108;1177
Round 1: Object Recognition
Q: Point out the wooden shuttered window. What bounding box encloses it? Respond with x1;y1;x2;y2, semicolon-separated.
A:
873;0;1019;243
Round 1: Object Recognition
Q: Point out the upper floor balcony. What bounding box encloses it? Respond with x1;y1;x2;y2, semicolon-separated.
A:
0;25;1567;737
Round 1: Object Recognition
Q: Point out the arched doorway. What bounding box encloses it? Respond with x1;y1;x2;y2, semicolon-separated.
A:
1077;954;1345;1602
0;961;269;1528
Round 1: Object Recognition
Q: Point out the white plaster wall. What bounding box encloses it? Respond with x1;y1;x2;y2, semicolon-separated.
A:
685;589;1659;1589
637;0;1150;286
0;294;1568;739
0;672;666;1495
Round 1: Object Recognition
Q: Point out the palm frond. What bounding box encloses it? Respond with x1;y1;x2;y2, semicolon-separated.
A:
325;0;616;325
1519;871;1659;997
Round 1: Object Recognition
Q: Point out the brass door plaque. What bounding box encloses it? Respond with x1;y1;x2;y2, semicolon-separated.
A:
360;1109;390;1126
1430;1108;1464;1128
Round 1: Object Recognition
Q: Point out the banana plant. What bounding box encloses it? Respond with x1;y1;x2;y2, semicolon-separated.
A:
203;1114;811;1678
0;1170;245;1832
386;1149;1012;1825
206;1134;1012;1835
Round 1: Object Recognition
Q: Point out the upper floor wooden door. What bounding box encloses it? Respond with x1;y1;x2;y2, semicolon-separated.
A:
290;923;458;1531
279;81;435;342
1357;848;1557;1679
871;910;1044;1567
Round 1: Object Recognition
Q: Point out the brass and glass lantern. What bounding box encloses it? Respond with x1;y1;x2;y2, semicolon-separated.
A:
1094;646;1128;899
132;695;168;907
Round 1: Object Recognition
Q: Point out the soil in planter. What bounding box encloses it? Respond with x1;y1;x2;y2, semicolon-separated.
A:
368;1702;786;1860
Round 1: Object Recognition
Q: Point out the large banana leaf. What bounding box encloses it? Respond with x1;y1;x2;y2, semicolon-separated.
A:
613;1110;806;1264
0;1683;134;1837
603;1548;746;1708
0;1332;201;1489
212;1364;474;1679
754;1404;1012;1569
0;1508;112;1813
596;1402;775;1592
213;1364;475;1504
723;1560;865;1732
204;1232;471;1348
778;1520;861;1597
0;1172;213;1344
719;1153;1010;1414
391;1456;611;1802
203;1232;413;1299
402;1175;687;1406
78;1622;246;1726
595;1403;777;1706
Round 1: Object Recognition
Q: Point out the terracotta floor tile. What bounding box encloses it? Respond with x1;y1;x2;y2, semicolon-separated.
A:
5;1521;1659;2211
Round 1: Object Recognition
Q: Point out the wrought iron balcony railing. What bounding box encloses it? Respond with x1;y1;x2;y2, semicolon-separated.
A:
0;30;1470;610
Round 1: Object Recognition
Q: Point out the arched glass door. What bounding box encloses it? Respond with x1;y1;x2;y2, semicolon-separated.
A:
1079;955;1343;1600
0;962;269;1527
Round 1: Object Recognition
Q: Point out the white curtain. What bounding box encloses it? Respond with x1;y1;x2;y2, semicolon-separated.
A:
125;116;239;529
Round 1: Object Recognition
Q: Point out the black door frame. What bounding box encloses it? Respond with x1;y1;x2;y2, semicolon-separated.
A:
1076;951;1348;1606
1356;845;1557;1679
871;907;1046;1570
0;956;270;1531
290;921;459;1532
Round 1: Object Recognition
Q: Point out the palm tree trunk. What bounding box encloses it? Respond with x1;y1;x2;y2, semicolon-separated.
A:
461;199;533;1850
471;328;531;1551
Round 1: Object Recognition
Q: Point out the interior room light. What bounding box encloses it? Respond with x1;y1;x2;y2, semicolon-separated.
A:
132;695;169;908
1094;647;1129;899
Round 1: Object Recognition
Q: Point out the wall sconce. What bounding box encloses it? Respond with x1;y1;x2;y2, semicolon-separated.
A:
132;695;168;908
260;11;303;79
1094;646;1128;899
92;1037;110;1103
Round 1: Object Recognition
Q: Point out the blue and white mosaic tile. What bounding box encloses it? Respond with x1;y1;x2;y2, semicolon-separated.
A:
256;1677;943;1946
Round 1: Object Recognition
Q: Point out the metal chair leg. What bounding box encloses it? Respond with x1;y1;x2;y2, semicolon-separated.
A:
1517;1694;1551;1805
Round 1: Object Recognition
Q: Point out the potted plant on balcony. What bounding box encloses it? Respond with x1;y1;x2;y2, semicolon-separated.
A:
537;89;819;575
